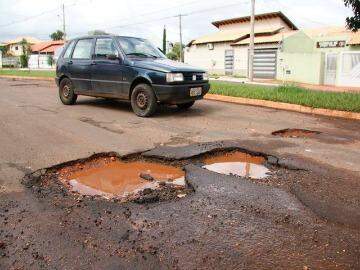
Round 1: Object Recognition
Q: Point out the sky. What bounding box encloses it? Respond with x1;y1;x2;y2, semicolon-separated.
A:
0;0;354;46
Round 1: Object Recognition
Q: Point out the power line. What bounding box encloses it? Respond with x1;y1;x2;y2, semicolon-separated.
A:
0;0;91;29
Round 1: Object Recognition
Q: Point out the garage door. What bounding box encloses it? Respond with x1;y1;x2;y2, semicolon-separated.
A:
252;49;277;79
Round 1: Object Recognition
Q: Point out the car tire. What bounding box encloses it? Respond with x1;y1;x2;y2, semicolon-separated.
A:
177;101;195;110
59;78;77;105
131;84;158;117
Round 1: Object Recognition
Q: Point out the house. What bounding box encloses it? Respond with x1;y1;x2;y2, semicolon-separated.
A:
28;40;65;69
185;11;360;87
277;27;360;87
30;40;65;55
185;11;298;78
2;37;42;56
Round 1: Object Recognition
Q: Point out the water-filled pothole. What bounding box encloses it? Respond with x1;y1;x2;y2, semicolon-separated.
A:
59;157;186;199
202;151;270;179
272;129;321;138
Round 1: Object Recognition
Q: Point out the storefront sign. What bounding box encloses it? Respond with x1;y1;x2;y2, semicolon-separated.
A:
316;40;346;48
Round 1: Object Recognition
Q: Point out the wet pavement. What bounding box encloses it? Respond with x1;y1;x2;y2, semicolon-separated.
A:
0;78;360;269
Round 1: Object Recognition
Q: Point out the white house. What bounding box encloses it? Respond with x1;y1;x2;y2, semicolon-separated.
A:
184;11;298;79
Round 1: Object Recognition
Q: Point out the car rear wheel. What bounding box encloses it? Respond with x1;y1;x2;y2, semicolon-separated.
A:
177;101;195;110
59;78;77;105
131;84;158;117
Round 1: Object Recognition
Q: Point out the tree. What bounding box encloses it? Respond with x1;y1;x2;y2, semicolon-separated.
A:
0;45;8;56
162;26;167;54
344;0;360;31
50;30;65;41
166;42;184;61
88;30;109;35
19;38;30;68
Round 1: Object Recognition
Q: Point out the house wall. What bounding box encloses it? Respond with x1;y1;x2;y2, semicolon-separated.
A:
281;31;314;53
218;17;292;31
8;44;24;56
184;42;233;75
277;52;325;85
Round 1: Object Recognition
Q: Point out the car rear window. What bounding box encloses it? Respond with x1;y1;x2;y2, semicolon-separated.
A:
72;39;93;59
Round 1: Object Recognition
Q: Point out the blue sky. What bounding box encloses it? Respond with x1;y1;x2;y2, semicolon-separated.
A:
0;0;353;45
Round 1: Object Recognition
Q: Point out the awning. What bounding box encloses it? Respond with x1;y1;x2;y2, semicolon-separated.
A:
192;27;284;45
232;31;297;46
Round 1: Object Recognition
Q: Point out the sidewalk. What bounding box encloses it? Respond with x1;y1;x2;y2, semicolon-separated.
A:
211;76;360;93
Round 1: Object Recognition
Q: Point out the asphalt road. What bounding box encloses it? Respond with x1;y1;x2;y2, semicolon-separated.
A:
0;78;360;269
1;78;359;192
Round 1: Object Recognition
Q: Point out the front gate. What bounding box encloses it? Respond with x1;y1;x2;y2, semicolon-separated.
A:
324;53;338;85
252;49;277;79
224;49;234;75
338;52;360;87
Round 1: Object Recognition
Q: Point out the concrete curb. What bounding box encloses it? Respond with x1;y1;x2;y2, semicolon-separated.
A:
205;94;360;121
0;75;53;81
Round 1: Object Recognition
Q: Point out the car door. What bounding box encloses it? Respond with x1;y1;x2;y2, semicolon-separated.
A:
68;38;95;94
91;37;127;98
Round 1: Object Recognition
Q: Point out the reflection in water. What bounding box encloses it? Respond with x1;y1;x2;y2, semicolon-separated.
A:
65;161;185;197
202;152;270;179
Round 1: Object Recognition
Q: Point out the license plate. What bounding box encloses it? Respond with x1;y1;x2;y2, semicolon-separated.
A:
189;87;202;97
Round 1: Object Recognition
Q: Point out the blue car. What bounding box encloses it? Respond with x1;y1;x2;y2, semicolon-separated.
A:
55;35;210;117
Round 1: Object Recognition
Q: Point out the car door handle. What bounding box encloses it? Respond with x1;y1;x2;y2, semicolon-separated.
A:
91;61;97;65
68;60;73;65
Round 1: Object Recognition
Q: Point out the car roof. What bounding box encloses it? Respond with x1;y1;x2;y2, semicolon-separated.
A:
70;35;145;41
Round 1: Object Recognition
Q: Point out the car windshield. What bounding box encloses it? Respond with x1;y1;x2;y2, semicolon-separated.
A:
116;37;165;59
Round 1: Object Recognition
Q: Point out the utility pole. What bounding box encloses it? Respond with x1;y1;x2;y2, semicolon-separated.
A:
249;0;255;81
62;3;66;41
178;14;183;62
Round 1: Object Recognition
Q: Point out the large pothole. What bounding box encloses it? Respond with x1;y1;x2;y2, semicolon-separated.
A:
202;151;270;179
59;156;186;199
272;128;321;138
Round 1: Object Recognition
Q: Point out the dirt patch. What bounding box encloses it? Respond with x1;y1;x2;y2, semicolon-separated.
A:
272;128;321;138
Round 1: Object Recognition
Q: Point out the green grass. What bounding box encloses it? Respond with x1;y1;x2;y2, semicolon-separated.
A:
210;81;360;113
0;69;55;78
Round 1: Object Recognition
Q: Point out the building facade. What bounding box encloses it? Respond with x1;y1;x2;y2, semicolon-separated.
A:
184;11;360;87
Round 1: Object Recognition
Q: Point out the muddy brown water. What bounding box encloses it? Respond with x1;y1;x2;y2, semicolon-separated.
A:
63;160;185;198
202;152;270;179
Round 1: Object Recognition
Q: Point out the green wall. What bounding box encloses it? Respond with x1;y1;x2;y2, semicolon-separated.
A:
281;31;314;53
277;52;324;85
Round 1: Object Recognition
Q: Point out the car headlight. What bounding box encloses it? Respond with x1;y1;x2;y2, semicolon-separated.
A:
202;72;209;81
166;73;184;82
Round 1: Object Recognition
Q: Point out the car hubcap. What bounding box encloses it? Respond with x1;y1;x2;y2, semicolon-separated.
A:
63;85;71;98
136;92;148;109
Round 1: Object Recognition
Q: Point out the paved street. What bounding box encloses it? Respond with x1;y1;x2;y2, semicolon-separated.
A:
1;77;359;193
0;78;359;269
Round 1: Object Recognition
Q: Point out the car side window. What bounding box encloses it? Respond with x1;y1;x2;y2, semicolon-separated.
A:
94;38;119;60
63;41;75;59
72;39;93;60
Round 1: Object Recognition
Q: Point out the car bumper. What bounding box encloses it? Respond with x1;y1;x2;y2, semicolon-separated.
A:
153;83;210;104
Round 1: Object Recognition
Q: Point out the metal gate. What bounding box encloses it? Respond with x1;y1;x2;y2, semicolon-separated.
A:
225;50;234;75
324;53;338;85
252;49;277;79
338;52;360;87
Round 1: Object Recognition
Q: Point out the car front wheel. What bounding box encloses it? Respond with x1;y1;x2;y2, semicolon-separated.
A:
130;84;158;117
59;78;77;105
